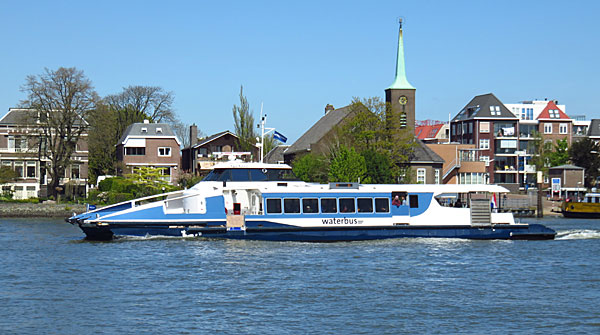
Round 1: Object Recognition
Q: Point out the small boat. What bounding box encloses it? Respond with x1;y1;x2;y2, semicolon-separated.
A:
561;193;600;218
67;162;556;241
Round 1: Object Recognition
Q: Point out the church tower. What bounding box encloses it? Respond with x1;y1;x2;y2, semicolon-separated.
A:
385;18;416;130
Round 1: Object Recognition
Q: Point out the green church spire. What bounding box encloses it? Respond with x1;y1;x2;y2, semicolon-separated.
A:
388;19;415;90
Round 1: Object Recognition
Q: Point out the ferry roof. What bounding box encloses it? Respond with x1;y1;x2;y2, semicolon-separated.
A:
210;161;292;170
251;182;509;195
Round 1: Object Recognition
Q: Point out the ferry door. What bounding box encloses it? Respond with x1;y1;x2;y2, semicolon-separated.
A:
391;192;409;216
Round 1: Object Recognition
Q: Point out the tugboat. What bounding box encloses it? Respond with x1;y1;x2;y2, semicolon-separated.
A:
561;193;600;218
67;161;556;241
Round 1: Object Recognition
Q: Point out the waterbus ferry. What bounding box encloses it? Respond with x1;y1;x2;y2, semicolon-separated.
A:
68;162;556;241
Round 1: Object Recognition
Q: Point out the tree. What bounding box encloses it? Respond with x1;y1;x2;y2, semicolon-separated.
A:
232;86;257;153
548;138;570;167
529;131;553;181
292;153;329;183
334;97;416;183
105;85;175;144
0;166;18;184
87;102;119;183
125;166;178;197
361;149;394;184
21;67;98;198
329;145;368;183
570;137;600;187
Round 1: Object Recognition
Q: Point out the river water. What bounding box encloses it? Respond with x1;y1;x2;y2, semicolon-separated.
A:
0;217;599;334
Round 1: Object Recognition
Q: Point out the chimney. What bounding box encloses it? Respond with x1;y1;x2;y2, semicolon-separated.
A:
325;104;334;114
143;119;150;124
189;124;198;147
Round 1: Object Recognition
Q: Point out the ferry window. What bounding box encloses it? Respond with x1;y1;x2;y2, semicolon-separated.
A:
375;198;389;213
321;198;337;213
409;195;419;208
357;198;373;213
249;169;268;181
231;169;250;181
302;198;319;213
339;198;355;213
284;198;300;213
217;170;231;182
266;198;282;214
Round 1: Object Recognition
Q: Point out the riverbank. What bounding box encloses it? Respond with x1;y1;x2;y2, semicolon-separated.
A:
0;202;87;218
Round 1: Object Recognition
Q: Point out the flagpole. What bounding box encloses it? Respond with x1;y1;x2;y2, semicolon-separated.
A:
260;103;264;163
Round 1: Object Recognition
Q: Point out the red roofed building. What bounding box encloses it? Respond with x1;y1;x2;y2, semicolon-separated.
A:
536;100;572;145
414;121;449;143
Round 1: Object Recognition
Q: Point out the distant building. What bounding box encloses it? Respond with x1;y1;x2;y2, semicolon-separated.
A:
451;95;574;192
181;130;258;174
116;120;181;184
427;143;488;184
547;164;585;199
0;108;89;199
415;121;449;143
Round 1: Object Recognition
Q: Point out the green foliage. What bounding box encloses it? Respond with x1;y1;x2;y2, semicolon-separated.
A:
329;145;368;183
177;173;205;189
0;166;18;184
333;97;416;183
292;153;329;183
361;149;394;184
125;166;178;197
98;177;116;192
529;131;553;176
232;85;257;153
548;138;570;167
570;137;600;187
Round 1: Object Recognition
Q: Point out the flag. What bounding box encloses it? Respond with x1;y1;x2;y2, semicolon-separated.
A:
273;130;287;143
491;193;497;210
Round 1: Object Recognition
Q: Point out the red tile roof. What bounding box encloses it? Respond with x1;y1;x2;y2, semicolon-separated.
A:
537;101;570;120
415;124;444;139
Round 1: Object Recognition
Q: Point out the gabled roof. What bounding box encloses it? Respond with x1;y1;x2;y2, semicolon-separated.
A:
286;105;353;155
415;124;444;140
264;145;290;164
192;130;238;149
588;119;600;137
537;100;571;120
0;108;87;126
452;93;517;121
118;122;179;145
411;139;444;164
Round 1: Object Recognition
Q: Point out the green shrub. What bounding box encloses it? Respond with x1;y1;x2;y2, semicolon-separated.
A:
107;192;134;204
98;178;116;192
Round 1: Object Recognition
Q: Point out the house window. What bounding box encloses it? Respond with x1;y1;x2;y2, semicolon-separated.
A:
26;161;36;178
417;168;426;184
8;136;27;152
158;147;171;157
479;139;490;150
125;147;146;156
14;161;24;178
434;169;440;184
559;124;568;134
480;122;490;133
141;127;148;133
159;167;171;182
156;127;163;134
544;124;552;134
480;156;490;166
71;164;80;179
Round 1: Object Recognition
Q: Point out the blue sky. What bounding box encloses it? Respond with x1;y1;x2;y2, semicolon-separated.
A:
1;0;599;143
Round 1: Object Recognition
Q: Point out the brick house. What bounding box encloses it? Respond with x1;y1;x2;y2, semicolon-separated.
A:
0;108;88;199
116;120;180;183
181;129;259;175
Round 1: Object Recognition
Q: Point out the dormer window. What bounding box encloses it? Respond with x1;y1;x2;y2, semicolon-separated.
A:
141;127;148;133
156;127;163;134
